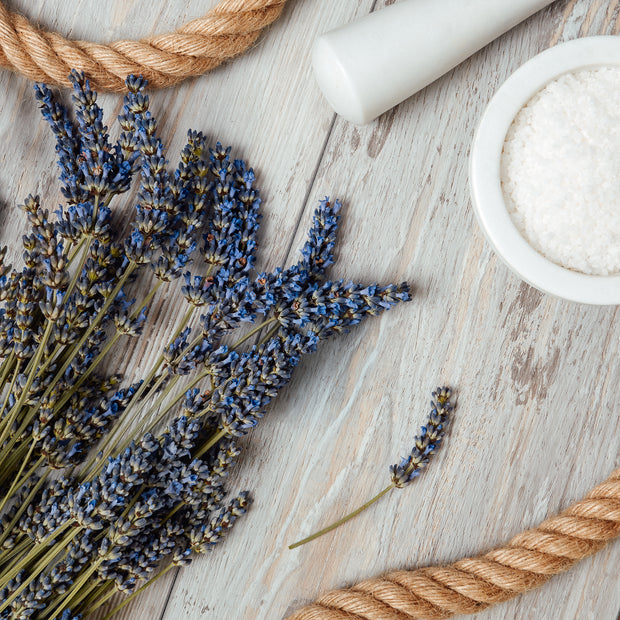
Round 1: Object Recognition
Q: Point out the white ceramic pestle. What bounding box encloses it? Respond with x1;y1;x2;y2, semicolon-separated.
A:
312;0;556;124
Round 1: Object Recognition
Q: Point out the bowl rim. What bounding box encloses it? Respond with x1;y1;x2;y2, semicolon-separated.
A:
470;35;620;305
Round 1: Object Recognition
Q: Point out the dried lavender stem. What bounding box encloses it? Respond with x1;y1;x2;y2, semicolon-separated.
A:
137;315;280;439
194;428;227;459
69;579;104;615
80;367;169;478
81;271;235;477
17;238;93;387
43;558;104;619
121;373;183;438
40;262;138;405
100;563;176;620
163;501;185;523
119;353;165;411
4;321;53;423
65;230;93;300
0;441;30;487
0;352;16;401
233;316;278;349
121;483;145;518
0;351;16;382
18;241;89;388
78;580;115;614
151;318;275;432
0;426;29;469
23;346;60;395
0;360;23;437
0;319;80;462
125;268;215;403
85;315;278;483
155;267;215;364
125;297;196;405
66;234;87;266
141;369;208;433
132;280;163;318
0;415;39;479
289;388;453;549
0;474;46;549
0;452;43;517
288;484;396;549
0;537;31;571
87;585;120;617
258;322;281;346
79;277;163;386
81;371;174;480
0;430;38;508
80;296;199;476
46;341;74;373
34;342;62;378
56;333;121;403
54;278;165;415
0;523;76;605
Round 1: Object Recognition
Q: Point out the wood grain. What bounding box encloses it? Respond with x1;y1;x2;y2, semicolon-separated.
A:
0;1;618;619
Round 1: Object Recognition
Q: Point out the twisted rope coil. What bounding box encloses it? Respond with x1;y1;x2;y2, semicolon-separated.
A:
0;0;287;91
289;468;620;619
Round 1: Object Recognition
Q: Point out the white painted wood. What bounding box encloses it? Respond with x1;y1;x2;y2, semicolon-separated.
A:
0;1;617;619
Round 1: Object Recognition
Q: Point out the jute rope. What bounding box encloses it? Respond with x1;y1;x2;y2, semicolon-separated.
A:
289;468;620;619
0;0;287;91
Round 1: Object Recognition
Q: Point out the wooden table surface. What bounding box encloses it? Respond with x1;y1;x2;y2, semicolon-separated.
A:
0;1;619;619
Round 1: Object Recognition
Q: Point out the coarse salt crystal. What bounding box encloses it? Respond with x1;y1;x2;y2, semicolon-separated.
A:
501;66;620;276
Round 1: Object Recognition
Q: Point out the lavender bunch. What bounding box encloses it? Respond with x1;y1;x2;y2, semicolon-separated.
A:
289;388;453;549
0;73;410;619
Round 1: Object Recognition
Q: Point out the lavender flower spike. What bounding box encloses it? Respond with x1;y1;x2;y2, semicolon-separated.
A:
390;387;453;487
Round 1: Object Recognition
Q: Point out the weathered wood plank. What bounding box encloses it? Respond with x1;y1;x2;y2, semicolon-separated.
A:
160;1;620;619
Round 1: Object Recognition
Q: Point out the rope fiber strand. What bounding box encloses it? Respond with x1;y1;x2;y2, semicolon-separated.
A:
288;468;620;620
0;0;287;91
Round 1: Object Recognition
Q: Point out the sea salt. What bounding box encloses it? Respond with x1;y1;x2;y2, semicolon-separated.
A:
501;66;620;276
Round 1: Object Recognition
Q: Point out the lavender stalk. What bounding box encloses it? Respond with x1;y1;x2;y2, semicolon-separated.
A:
289;388;454;549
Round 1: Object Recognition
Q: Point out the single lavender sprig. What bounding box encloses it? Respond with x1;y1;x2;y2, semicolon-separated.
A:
288;387;454;549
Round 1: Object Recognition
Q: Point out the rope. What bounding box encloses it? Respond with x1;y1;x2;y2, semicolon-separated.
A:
0;0;287;91
288;468;620;619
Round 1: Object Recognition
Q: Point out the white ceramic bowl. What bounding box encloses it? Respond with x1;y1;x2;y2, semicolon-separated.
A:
470;36;620;305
